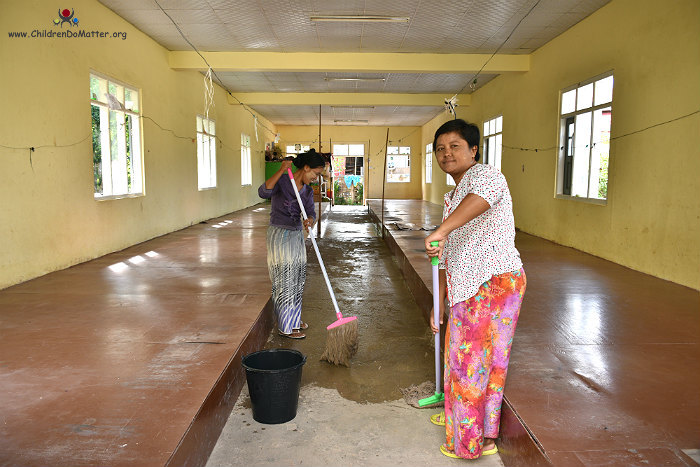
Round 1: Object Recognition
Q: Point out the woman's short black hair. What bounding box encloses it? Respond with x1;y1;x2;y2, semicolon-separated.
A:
433;119;481;162
293;148;326;169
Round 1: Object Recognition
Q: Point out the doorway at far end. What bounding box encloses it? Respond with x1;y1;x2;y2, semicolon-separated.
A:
332;143;365;206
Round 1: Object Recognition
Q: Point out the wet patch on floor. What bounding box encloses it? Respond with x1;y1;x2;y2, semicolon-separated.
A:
261;206;436;403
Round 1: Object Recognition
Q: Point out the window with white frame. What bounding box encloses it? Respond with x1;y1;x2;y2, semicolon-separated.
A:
333;143;364;176
425;143;433;183
387;146;410;183
286;143;310;157
483;116;503;171
557;72;613;200
195;116;217;190
241;133;252;186
90;73;143;198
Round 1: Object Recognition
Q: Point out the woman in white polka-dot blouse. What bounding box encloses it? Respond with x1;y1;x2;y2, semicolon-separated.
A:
424;119;526;460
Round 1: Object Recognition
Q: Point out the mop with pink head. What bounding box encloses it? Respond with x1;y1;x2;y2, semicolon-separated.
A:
286;169;359;366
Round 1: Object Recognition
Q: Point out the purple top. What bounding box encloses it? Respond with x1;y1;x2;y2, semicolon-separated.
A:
258;177;316;230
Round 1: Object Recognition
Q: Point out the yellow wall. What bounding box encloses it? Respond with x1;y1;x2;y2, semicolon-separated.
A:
422;0;700;290
2;0;697;291
0;0;274;289
276;125;423;200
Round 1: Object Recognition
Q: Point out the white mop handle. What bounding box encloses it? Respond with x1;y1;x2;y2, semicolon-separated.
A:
286;169;342;318
433;263;441;393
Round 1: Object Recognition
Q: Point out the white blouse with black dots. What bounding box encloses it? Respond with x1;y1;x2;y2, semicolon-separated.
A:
438;163;523;307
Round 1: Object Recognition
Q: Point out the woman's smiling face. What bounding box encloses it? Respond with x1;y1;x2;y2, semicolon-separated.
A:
435;131;477;177
302;166;324;184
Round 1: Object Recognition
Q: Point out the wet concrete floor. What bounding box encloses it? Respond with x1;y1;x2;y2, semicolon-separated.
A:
207;206;504;466
262;205;436;403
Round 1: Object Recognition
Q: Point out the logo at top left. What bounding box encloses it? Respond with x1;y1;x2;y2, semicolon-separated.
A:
54;8;79;27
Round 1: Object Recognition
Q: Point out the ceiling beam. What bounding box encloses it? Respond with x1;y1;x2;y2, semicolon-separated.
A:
227;93;471;107
170;52;529;73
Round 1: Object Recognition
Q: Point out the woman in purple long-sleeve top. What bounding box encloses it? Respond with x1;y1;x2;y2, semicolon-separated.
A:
258;149;326;339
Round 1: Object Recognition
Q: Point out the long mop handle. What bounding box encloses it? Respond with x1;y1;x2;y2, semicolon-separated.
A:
431;242;442;394
287;169;343;320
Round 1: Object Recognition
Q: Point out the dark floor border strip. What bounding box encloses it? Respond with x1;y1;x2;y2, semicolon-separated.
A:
165;298;274;467
367;203;550;467
499;397;553;466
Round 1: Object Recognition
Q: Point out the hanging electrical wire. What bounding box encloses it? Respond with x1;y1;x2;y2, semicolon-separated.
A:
203;66;215;126
459;0;542;94
444;94;458;118
502;109;700;153
140;115;191;141
5;108;695;162
0;135;92;170
153;0;278;139
0;135;91;151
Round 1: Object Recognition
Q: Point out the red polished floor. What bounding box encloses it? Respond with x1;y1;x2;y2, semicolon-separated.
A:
367;199;700;467
0;207;276;467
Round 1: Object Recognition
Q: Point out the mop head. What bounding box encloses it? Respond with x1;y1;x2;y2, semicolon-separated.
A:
400;381;445;408
321;318;358;367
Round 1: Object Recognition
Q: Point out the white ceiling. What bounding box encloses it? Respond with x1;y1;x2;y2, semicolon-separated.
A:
99;0;611;126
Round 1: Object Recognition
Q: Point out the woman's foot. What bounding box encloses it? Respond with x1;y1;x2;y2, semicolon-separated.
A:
278;330;306;339
482;439;498;456
294;321;309;331
439;441;498;459
430;412;446;426
439;444;460;459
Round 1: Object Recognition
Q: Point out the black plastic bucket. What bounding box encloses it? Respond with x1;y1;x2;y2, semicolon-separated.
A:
242;348;306;424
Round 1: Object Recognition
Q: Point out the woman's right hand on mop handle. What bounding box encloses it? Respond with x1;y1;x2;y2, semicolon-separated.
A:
302;217;315;233
280;159;293;172
425;233;446;260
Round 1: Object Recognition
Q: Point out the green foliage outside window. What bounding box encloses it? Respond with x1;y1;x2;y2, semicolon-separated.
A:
91;106;102;193
354;183;363;205
598;153;609;199
125;114;132;190
334;180;363;205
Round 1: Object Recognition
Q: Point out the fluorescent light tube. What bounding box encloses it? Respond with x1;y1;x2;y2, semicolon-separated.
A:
325;77;385;82
311;15;409;23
